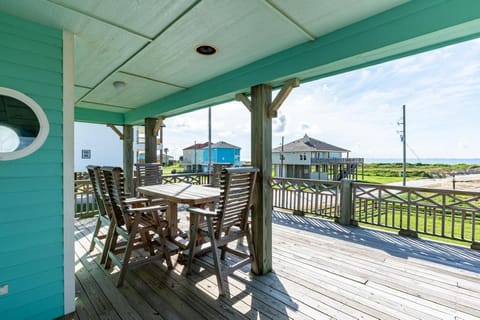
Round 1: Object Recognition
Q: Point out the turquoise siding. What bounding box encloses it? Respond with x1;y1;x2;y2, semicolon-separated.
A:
202;148;241;165
0;12;65;319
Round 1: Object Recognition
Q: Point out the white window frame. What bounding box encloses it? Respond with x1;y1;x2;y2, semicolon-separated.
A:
0;87;49;161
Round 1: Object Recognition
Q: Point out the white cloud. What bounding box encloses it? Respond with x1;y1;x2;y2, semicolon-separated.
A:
159;38;480;161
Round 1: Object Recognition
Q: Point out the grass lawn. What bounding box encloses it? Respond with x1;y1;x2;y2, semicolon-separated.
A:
356;175;424;184
354;199;480;243
162;163;184;174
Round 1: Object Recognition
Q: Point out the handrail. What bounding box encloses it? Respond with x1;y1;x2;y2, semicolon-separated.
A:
310;157;364;164
74;170;480;246
351;182;480;244
161;173;210;185
271;177;341;218
74;179;98;218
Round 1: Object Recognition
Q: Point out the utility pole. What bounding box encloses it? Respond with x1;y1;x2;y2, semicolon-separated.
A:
208;107;212;176
194;140;197;173
399;105;406;186
280;136;284;177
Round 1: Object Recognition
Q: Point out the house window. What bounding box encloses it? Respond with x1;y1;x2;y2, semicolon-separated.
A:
0;87;49;160
81;149;91;159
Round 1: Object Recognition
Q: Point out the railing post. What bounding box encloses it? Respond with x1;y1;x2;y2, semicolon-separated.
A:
338;179;353;225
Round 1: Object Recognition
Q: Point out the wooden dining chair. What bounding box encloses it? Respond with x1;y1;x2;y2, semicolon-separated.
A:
102;166;174;287
135;162;166;204
87;165;115;264
185;167;259;296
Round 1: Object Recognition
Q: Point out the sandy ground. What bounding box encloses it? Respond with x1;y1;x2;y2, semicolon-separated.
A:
388;174;480;192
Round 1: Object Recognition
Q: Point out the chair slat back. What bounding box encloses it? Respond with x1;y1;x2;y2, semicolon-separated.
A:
135;163;163;187
215;167;258;235
87;165;109;218
102;166;130;229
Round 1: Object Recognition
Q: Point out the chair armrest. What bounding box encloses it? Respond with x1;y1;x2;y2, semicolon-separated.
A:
187;207;217;217
129;204;168;214
125;197;149;204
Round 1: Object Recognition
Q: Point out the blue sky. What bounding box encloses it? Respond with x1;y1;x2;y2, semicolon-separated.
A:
77;38;480;162
164;38;480;161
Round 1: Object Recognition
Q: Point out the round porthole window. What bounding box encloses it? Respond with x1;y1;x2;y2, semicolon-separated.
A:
0;87;49;160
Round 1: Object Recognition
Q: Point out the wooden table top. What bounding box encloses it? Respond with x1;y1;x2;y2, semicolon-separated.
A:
137;183;220;205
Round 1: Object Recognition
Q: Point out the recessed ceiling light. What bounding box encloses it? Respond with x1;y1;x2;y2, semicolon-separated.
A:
196;45;217;55
113;81;126;90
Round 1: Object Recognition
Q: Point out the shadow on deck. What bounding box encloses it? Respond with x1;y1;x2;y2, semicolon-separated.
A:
68;210;480;320
272;210;480;273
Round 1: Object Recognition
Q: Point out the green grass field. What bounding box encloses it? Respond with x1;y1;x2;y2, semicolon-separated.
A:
162;163;184;174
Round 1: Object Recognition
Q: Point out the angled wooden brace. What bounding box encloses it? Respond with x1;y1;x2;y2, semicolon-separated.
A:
153;116;165;136
235;93;252;112
269;78;300;118
107;124;124;140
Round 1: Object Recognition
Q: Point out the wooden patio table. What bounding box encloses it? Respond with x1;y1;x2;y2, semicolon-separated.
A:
137;183;220;241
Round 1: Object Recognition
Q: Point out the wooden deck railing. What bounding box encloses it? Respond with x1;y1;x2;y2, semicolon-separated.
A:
310;157;364;164
161;173;210;185
271;177;340;218
74;171;480;247
74;179;98;218
351;183;480;244
74;172;210;218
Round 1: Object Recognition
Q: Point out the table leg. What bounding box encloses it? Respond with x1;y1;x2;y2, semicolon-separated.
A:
167;201;178;238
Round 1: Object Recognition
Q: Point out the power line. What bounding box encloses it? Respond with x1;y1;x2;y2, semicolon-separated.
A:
406;143;421;163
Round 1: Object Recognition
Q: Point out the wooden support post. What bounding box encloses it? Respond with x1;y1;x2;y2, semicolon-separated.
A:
123;125;134;194
154;117;165;165
250;84;273;275
144;118;157;163
338;179;353;225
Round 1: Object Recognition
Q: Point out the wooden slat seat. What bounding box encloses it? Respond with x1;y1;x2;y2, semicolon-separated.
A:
185;167;259;296
102;166;175;287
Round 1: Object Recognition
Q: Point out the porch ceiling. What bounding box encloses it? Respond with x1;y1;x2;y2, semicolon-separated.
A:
1;0;480;124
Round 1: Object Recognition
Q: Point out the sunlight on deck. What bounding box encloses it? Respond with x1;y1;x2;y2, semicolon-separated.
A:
71;210;480;320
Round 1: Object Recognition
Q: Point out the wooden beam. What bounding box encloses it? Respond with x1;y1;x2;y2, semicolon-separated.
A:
269;78;300;117
235;93;252;112
250;84;273;275
263;0;315;41
123;125;134;194
107;124;124;140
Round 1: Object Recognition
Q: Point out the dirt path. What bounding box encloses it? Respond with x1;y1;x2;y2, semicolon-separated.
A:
388;174;480;191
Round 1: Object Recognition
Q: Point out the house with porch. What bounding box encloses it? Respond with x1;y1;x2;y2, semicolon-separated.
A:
272;134;364;180
181;142;209;172
1;1;480;318
201;141;242;172
181;141;242;172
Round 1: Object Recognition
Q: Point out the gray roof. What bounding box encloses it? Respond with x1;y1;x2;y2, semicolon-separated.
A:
272;134;349;153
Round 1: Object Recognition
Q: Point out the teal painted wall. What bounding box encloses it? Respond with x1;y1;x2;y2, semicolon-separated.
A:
0;12;65;319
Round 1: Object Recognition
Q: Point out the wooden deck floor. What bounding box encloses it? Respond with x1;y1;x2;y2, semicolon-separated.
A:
71;210;480;320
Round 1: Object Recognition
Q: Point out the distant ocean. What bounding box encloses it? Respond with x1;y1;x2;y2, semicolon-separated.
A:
365;158;480;165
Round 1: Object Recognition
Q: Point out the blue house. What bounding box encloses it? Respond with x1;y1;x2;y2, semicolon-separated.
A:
0;2;478;319
202;141;242;171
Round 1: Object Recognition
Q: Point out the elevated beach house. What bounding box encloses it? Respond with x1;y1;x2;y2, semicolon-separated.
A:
272;134;364;180
1;1;479;318
181;142;209;172
181;141;242;172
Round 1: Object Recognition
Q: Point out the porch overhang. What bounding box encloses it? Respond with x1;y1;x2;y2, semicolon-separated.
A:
2;1;480;124
80;0;480;124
